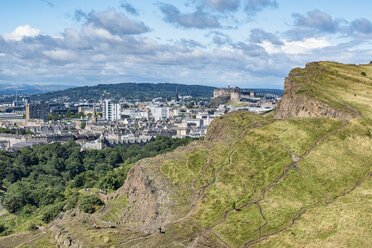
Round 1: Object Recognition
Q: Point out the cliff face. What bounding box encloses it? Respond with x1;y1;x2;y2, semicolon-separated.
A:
275;66;354;120
119;158;175;233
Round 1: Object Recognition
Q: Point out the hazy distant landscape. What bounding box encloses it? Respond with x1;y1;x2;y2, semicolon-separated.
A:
0;83;73;95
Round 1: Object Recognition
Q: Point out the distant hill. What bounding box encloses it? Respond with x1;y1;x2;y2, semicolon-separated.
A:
32;83;217;102
31;82;283;102
0;83;72;96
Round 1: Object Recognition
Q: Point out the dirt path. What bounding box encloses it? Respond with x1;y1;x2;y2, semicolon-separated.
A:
197;120;350;247
244;173;371;247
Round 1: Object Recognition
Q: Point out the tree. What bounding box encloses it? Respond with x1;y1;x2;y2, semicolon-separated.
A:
41;203;64;223
105;150;122;165
80;121;86;129
2;193;26;213
98;171;123;191
65;192;80;210
2;182;30;213
79;195;104;214
65;151;84;179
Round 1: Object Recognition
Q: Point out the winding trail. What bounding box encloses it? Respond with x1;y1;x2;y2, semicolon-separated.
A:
196;119;351;248
244;173;371;247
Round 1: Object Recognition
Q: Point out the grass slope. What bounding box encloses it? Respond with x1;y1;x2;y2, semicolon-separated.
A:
149;62;372;247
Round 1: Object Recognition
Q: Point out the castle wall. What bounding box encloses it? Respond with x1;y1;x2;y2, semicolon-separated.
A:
213;88;241;103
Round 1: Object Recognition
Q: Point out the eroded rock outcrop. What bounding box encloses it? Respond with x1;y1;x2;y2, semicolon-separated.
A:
119;158;175;234
275;66;354;120
50;225;83;248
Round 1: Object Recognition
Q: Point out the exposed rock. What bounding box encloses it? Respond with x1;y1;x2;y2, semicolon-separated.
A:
119;158;175;234
275;72;354;120
50;224;83;248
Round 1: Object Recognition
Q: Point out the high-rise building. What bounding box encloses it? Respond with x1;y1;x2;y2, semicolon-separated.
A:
25;101;49;122
175;87;180;102
103;100;121;121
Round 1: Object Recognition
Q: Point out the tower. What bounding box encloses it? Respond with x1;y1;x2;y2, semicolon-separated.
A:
175;86;180;102
25;103;30;126
91;104;97;124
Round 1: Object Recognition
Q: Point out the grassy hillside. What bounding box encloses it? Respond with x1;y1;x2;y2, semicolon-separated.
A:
119;62;372;247
1;62;371;247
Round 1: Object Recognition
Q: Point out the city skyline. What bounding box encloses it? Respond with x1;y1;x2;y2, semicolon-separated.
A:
1;0;372;88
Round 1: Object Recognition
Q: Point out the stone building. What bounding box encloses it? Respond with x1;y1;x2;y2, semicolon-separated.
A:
213;87;241;103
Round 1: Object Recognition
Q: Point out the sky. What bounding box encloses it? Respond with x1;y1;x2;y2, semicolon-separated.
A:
1;0;372;89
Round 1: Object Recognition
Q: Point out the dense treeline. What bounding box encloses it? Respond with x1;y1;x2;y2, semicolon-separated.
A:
0;137;192;231
33;83;215;101
0;128;33;135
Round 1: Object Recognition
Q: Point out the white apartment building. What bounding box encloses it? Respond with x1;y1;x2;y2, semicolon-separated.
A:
122;109;149;119
150;107;170;121
103;100;121;121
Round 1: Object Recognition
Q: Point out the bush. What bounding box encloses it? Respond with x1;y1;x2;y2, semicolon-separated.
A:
98;171;123;191
361;71;367;76
27;223;38;231
19;204;37;217
0;224;7;235
1;193;26;213
79;195;104;214
41;203;64;223
65;192;80;210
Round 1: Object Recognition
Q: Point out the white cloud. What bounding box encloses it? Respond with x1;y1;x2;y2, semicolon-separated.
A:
43;49;77;61
261;37;330;55
82;24;122;41
4;25;41;41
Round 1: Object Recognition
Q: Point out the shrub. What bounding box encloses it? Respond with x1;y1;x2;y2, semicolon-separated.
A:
0;224;7;235
41;203;64;223
79;195;104;214
1;193;26;213
19;204;37;217
27;223;38;231
98;171;123;191
65;192;80;210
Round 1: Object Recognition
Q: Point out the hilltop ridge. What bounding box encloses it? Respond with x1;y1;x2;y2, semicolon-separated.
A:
276;61;372;119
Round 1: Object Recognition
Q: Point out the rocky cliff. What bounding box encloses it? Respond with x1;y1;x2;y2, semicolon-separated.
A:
119;158;174;234
275;63;356;119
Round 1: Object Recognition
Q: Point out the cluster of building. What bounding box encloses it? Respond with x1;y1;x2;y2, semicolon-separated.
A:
0;87;281;151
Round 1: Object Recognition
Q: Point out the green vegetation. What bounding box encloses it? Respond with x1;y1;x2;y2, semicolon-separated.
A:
48;111;85;121
0;127;33;135
257;177;372;247
33;83;216;101
101;195;128;222
41;203;64;223
153;112;371;247
0;136;192;235
79;195;104;214
291;62;372;119
110;62;370;247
